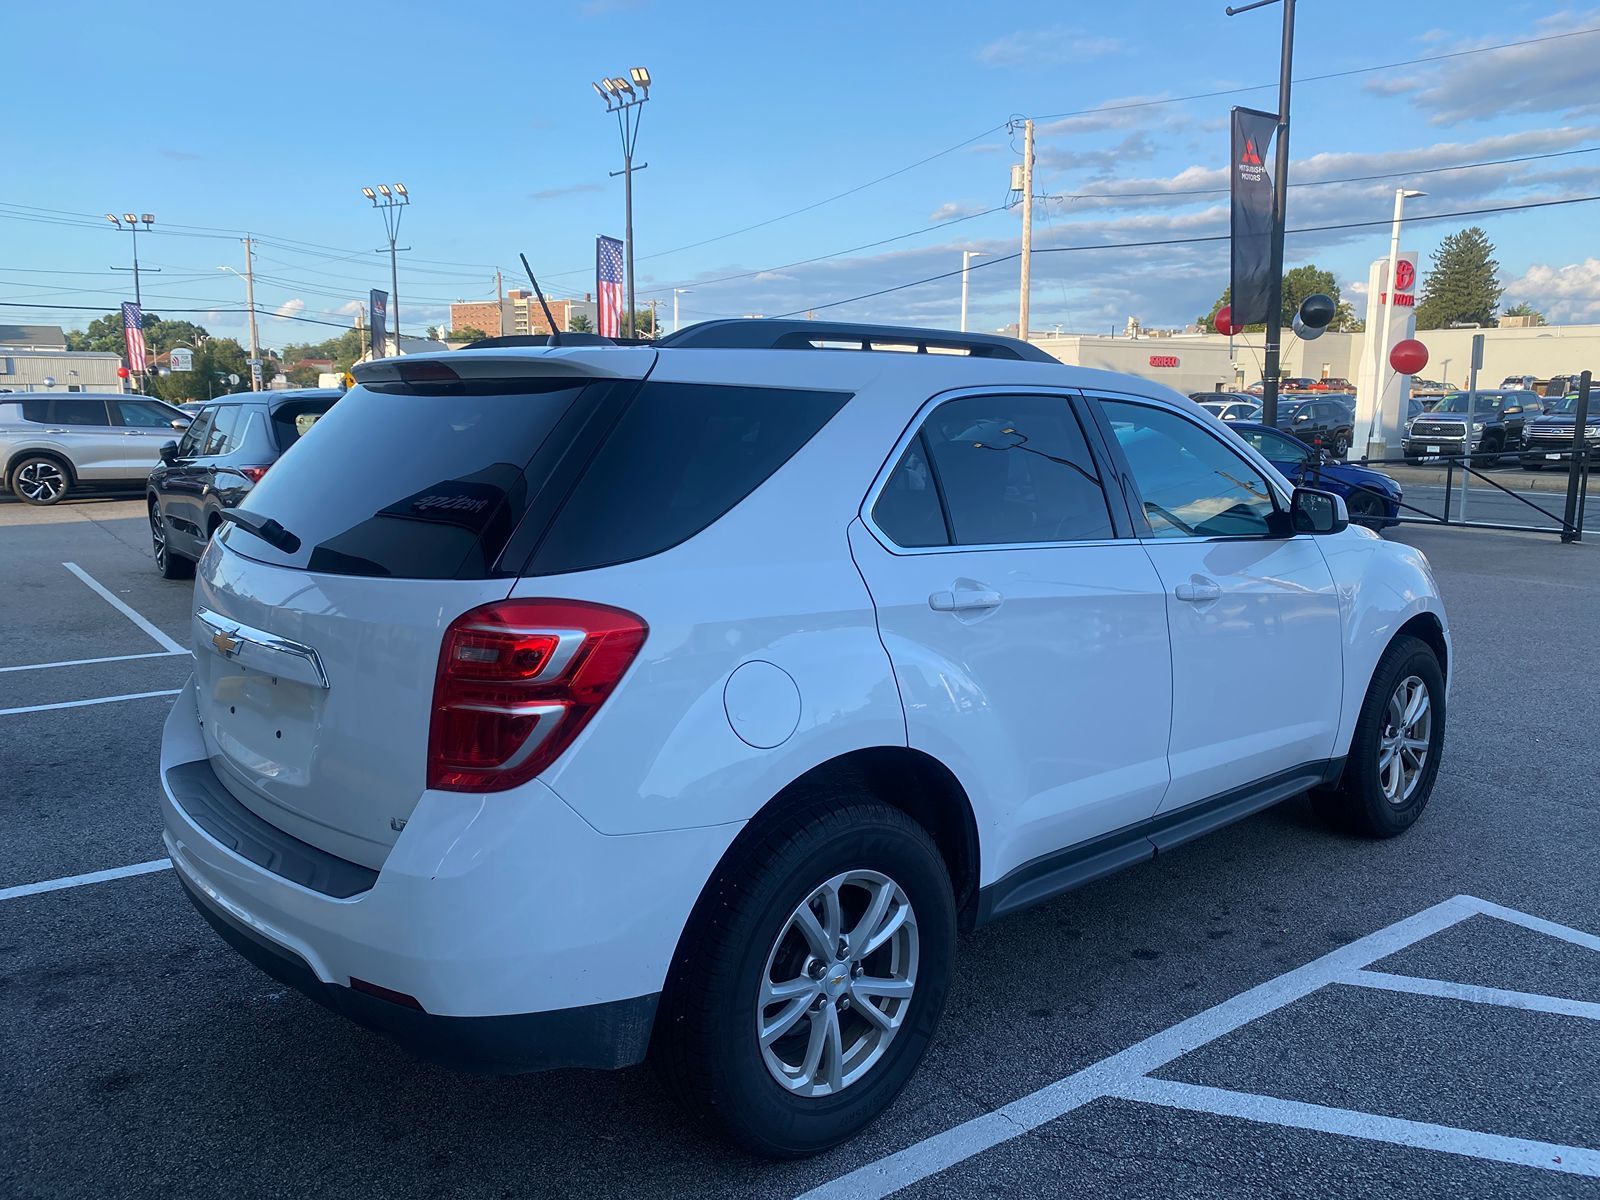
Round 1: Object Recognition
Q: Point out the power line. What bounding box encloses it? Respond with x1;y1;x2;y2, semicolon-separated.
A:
0;301;359;331
773;193;1600;318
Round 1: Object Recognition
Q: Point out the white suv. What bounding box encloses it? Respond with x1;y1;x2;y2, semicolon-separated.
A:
159;321;1449;1155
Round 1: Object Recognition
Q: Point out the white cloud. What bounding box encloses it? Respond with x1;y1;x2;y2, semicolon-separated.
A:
1502;258;1600;323
337;300;364;316
274;298;305;318
929;201;989;221
977;27;1123;66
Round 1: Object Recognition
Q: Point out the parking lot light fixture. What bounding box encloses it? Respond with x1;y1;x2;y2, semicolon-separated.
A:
362;186;377;200
122;212;138;225
592;66;652;337
362;184;412;353
105;213;119;225
394;182;407;197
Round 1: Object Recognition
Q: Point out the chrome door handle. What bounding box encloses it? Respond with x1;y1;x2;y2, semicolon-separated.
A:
123;430;146;436
929;588;1003;613
1174;578;1222;603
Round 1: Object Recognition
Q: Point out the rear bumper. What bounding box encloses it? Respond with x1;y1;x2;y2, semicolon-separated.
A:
176;868;657;1073
159;677;742;1072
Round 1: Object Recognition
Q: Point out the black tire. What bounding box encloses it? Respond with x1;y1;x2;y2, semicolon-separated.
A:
1314;634;1445;838
9;454;72;505
1331;433;1350;459
150;500;193;580
1347;491;1387;532
1524;461;1544;471
1472;436;1503;467
653;798;956;1158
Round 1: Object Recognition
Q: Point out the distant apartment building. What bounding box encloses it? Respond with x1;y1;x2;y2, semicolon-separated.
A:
450;291;598;338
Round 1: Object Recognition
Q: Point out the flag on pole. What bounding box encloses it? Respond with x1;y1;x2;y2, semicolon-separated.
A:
596;236;624;338
121;302;148;374
1229;106;1279;326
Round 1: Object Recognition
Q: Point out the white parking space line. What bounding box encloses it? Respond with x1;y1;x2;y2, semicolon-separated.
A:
0;858;172;902
1107;1077;1600;1178
1346;970;1600;1021
0;650;189;674
799;895;1600;1200
0;689;181;717
62;561;186;655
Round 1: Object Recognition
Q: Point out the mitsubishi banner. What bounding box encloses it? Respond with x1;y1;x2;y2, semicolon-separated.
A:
369;289;389;359
1229;107;1279;326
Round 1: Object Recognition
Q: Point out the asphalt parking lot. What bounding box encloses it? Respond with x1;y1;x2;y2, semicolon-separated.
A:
3;496;1598;1200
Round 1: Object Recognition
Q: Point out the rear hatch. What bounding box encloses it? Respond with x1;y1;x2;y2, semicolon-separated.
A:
188;349;655;868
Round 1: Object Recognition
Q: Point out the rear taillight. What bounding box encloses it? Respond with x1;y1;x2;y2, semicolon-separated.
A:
427;599;648;792
237;465;270;483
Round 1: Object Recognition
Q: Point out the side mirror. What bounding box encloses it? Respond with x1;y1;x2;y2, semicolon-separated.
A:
1291;487;1348;535
159;440;179;464
171;417;190;430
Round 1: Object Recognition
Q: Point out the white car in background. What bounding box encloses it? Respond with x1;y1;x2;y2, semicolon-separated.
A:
159;320;1449;1156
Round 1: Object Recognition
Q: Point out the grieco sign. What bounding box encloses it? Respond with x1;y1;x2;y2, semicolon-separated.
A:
1148;355;1180;368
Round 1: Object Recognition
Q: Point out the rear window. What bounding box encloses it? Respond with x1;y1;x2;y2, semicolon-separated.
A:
270;396;339;450
526;381;849;576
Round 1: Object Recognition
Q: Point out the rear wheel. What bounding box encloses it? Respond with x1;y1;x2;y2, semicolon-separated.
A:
150;501;192;579
1331;432;1350;459
653;798;955;1157
10;456;70;505
1314;635;1444;837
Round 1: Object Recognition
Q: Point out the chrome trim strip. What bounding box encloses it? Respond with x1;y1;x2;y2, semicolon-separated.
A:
195;607;330;690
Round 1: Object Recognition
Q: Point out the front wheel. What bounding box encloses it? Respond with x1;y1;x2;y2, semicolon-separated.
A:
1347;491;1388;532
10;456;70;505
1314;634;1445;837
653;799;956;1157
150;502;192;580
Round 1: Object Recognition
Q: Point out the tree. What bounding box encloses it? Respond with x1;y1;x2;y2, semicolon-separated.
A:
1415;226;1502;330
447;325;489;342
1200;265;1357;333
66;311;209;355
568;313;593;333
145;337;256;404
280;328;364;372
1499;301;1546;326
623;307;658;338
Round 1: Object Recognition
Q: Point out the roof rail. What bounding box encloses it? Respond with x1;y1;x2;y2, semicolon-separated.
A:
460;332;618;350
656;319;1058;363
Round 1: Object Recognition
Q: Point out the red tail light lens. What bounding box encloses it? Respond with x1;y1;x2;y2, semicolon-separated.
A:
237;465;270;483
428;599;647;792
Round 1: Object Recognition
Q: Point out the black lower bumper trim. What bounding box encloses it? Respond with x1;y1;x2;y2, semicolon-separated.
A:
176;872;658;1074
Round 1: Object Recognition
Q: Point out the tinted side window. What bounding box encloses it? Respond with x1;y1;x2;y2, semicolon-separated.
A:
1239;427;1306;462
117;399;179;428
915;393;1114;546
51;398;111;426
530;382;850;575
177;409;214;457
204;407;240;455
1100;400;1278;539
270;397;338;450
19;400;50;423
873;435;948;547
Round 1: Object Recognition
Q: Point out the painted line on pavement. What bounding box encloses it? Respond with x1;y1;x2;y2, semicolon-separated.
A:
0;650;189;674
0;689;181;717
62;561;185;654
798;895;1600;1199
0;858;172;902
1346;970;1600;1021
1108;1077;1599;1178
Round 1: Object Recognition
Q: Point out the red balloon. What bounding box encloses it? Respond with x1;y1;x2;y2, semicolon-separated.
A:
1389;338;1429;376
116;366;131;379
1214;305;1236;337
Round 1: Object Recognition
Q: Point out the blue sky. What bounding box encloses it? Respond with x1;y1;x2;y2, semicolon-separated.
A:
4;0;1599;350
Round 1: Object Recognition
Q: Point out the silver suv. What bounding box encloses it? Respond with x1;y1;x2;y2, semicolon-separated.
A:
0;393;189;505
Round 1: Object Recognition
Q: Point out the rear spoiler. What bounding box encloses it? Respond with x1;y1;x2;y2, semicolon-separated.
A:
353;346;657;386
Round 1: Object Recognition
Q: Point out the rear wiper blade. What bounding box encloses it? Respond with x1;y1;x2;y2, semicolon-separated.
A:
219;509;301;554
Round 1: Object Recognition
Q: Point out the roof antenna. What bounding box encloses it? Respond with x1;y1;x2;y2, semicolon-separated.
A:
519;252;561;348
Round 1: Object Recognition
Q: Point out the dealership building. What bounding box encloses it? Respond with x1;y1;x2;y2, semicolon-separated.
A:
0;325;126;393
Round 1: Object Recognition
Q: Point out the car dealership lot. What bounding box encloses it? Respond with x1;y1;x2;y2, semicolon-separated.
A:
3;497;1597;1199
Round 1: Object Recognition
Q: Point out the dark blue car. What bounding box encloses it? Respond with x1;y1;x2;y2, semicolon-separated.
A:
1231;422;1402;531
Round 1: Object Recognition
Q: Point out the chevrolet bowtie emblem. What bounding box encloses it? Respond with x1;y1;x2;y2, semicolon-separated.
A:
211;629;241;657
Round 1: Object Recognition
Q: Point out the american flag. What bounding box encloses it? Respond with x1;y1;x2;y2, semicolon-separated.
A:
596;236;624;338
121;302;148;374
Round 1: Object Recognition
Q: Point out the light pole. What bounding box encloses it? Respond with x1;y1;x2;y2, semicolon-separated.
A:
592;68;651;337
673;287;692;333
960;250;984;332
106;212;158;309
362;183;409;353
218;243;264;391
1365;188;1426;453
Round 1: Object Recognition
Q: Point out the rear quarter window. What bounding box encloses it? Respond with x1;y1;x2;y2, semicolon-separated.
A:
270;396;339;450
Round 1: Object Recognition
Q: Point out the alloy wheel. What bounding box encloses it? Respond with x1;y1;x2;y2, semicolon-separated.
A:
1379;674;1431;804
757;869;918;1098
150;506;167;569
16;460;66;504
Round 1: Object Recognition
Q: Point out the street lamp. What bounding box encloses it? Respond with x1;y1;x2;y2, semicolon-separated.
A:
673;287;692;334
105;211;156;308
1365;188;1426;455
960;250;984;332
362;182;410;353
591;66;651;337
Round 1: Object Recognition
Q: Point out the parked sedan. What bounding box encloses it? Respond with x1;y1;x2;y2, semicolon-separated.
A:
1232;422;1401;530
1194;397;1261;423
147;389;340;577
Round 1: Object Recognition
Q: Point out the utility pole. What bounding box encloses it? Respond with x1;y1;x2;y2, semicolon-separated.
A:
361;183;410;353
592;69;652;339
1228;0;1296;427
645;297;661;338
961;250;984;332
242;236;262;391
1019;119;1035;342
